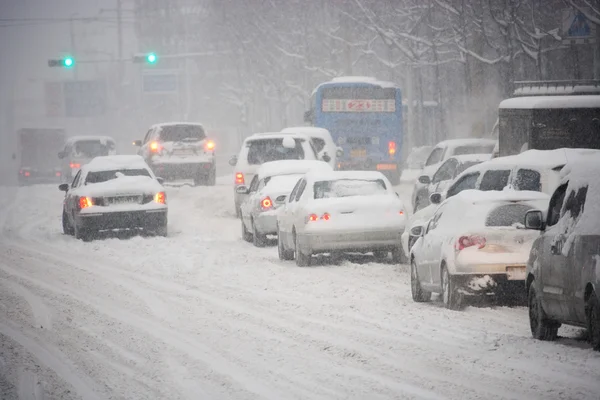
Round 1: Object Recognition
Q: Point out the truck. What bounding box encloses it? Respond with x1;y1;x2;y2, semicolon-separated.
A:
17;128;66;185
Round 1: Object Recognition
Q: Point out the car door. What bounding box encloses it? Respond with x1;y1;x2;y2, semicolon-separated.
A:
418;204;446;290
290;179;308;237
280;178;303;248
66;170;82;225
242;176;260;228
423;206;448;291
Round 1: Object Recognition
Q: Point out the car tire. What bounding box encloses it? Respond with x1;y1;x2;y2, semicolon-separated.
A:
441;265;462;310
241;218;253;242
62;210;74;235
252;219;267;247
74;223;92;242
277;228;294;261
528;283;559;341
391;245;408;264
586;291;600;351
294;233;311;267
411;260;431;302
373;251;388;263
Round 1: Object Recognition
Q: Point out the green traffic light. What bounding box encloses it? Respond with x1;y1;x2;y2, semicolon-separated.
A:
146;53;157;64
63;57;74;68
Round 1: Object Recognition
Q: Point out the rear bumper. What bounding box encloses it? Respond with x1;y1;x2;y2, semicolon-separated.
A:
299;229;403;253
151;161;214;180
254;211;278;235
453;273;526;296
77;209;167;231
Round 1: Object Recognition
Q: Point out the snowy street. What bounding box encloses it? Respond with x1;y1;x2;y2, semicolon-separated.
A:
1;179;599;400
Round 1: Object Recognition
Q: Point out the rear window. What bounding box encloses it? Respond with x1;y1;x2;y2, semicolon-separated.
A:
485;203;535;227
514;169;541;191
159;125;206;142
73;140;115;158
246;138;306;165
314;179;387;199
452;144;495;156
311;137;326;153
480;169;511;191
85;168;151;184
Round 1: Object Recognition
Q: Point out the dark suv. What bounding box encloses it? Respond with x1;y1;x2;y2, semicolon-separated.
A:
524;159;600;350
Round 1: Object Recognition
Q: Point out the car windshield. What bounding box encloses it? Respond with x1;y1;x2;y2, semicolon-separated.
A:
85;168;151;184
73;140;114;158
452;144;494;156
160;125;206;142
314;179;387;199
485;203;535;227
247;138;306;165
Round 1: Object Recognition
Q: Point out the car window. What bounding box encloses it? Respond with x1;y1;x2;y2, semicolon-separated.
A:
288;179;302;203
425;147;444;166
84;168;151;184
452;144;495;156
295;179;307;201
455;161;482;177
73;140;113;158
446;172;480;198
427;205;446;232
257;178;268;191
313;179;387;199
547;183;567;227
311;137;326;153
143;129;153;144
246;138;306;165
159;125;205;142
432;159;457;183
479;169;511;191
514;169;541;192
71;170;82;187
485;204;534;227
249;176;259;193
562;186;588;219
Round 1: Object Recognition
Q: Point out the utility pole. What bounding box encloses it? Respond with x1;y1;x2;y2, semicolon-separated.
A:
69;16;78;79
117;0;124;87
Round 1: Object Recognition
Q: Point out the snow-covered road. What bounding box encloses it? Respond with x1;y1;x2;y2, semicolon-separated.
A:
1;179;599;400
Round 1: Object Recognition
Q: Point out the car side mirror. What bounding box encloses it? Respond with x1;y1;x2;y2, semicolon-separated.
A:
58;151;66;159
275;195;287;204
322;153;331;163
229;156;238;166
418;175;431;185
156;177;165;185
59;183;69;192
336;148;344;158
236;185;249;195
410;225;424;237
133;140;142;147
429;192;442;205
524;210;544;230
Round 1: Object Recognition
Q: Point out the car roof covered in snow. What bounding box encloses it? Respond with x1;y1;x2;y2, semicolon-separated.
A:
244;132;310;142
257;160;332;179
305;170;392;187
499;95;600;109
434;138;497;149
451;189;549;205
281;126;332;138
84;155;150;172
450;153;493;164
150;122;204;129
312;76;398;95
65;135;116;145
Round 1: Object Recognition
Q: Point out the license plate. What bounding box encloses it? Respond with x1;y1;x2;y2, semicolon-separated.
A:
350;149;367;157
174;149;194;156
108;196;140;205
376;163;397;171
506;266;526;280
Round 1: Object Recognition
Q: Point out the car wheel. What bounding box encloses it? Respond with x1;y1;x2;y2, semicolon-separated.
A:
441;265;462;310
62;210;74;235
277;228;294;261
252;219;267;247
373;251;388;263
391;245;407;264
411;260;431;302
74;223;92;242
294;232;311;267
586;291;600;351
528;283;559;341
241;218;253;242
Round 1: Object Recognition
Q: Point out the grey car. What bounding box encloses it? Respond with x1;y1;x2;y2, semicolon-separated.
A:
524;159;600;350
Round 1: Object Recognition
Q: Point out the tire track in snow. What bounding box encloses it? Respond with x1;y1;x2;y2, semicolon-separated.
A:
2;280;53;330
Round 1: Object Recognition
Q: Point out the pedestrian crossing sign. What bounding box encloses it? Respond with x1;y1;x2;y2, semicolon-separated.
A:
562;8;596;44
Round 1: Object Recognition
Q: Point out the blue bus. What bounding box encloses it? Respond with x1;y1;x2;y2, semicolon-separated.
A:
304;77;403;184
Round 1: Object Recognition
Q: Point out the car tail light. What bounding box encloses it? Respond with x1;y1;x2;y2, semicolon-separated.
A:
321;213;331;221
56;171;61;177
24;171;31;177
307;213;319;223
260;196;273;210
154;192;166;204
399;211;404;216
388;141;396;156
455;235;486;251
150;141;162;153
205;140;215;151
306;213;330;223
70;162;81;169
235;172;244;185
79;196;93;209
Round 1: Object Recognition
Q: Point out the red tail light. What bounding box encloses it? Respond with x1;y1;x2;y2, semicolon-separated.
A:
150;141;162;153
23;171;31;177
205;140;215;151
321;213;331;221
154;192;166;204
235;172;244;185
79;196;93;209
56;171;62;177
307;213;330;222
260;196;273;210
398;211;404;216
70;162;81;169
308;214;319;222
455;235;486;251
388;141;396;156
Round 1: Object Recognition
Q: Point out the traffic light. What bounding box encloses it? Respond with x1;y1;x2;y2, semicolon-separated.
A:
48;57;75;68
133;52;158;64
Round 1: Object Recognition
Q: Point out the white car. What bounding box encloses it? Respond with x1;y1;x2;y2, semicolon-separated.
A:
399;145;432;183
59;155;168;241
58;135;117;182
409;189;549;309
277;170;408;266
280;126;342;169
401;203;438;258
239;160;333;247
229;132;320;218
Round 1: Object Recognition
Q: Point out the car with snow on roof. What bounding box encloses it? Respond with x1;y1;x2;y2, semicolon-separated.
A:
524;157;600;350
133;122;216;186
280;126;342;169
229;132;320;218
238;160;333;247
59;155;168;241
410;189;549;309
277;170;408;266
399;145;432;184
58;135;117;182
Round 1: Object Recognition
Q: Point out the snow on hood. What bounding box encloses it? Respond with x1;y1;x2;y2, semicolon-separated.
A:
78;175;163;197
